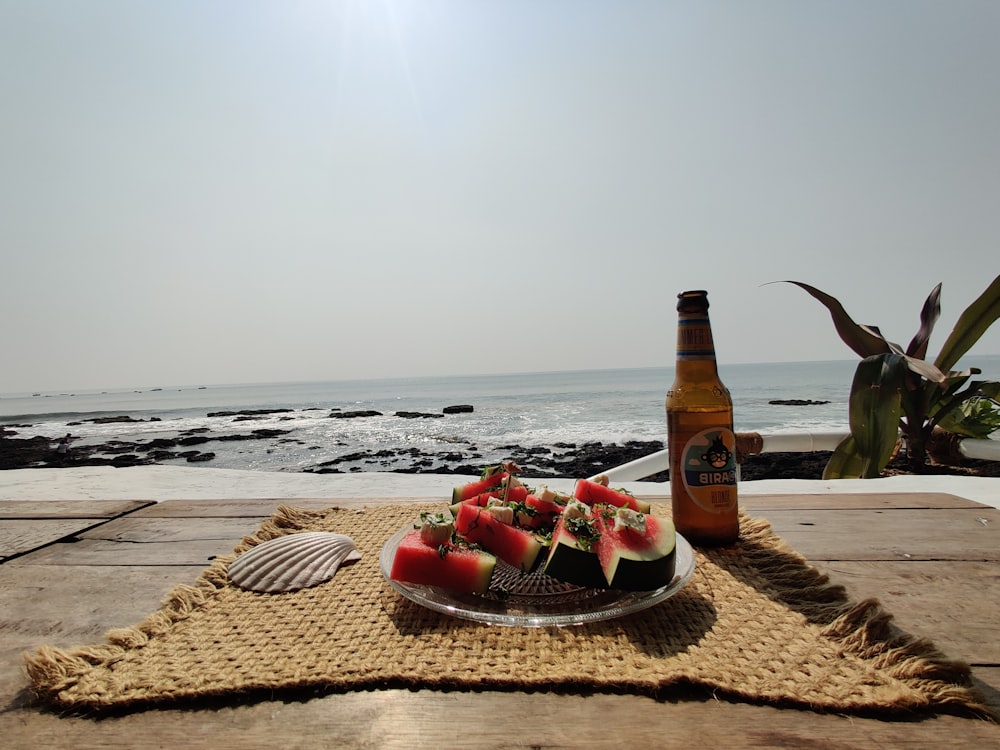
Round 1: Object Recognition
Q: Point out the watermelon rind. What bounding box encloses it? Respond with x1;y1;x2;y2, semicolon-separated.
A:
594;507;677;591
541;505;605;588
390;530;496;594
602;548;676;591
541;530;605;588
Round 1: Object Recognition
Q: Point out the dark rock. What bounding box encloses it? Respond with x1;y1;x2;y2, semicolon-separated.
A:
110;454;143;466
254;428;291;438
329;410;382;419
207;409;294;418
186;452;216;462
443;404;474;414
768;399;831;406
148;450;178;461
178;436;210;446
140;438;178;450
0;435;55;469
211;430;293;442
739;452;831;480
395;411;445;419
101;441;143;455
80;415;161;424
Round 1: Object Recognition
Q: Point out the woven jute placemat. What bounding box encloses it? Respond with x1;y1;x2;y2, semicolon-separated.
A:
24;503;993;717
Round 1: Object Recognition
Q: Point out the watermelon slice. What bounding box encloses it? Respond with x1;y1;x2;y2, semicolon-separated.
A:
541;500;605;588
449;490;502;517
448;484;530;517
591;504;676;590
451;472;508;504
390;530;496;594
508;491;562;530
573;478;651;514
454;503;543;573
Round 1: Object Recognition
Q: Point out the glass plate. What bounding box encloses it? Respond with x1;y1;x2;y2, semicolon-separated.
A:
379;521;696;627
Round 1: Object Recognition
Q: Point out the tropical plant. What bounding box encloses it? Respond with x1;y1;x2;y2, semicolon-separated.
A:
782;274;1000;478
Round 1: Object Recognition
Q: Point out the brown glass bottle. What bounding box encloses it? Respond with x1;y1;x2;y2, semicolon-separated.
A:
666;290;739;546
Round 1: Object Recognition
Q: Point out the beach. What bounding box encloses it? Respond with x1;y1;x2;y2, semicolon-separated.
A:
3;363;997;508
0;363;864;475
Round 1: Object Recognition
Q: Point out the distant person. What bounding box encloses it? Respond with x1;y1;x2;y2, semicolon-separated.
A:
56;434;71;459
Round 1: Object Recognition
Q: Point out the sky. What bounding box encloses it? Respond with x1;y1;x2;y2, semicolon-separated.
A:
2;0;999;394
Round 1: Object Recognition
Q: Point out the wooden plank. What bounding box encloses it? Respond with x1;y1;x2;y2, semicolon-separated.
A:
74;516;266;544
3;687;998;748
8;538;235;567
813;560;1000;664
742;492;987;511
134;498;373;517
7;516;267;566
753;507;1000;561
0;499;153;519
0;501;158;560
0;519;99;560
0;563;206;700
974;666;1000;717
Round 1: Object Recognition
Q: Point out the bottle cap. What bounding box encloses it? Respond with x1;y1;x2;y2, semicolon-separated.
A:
677;290;709;312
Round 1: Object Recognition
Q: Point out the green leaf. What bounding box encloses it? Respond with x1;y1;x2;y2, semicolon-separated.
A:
822;434;866;479
934;274;1000;372
905;283;941;359
779;281;892;358
924;369;975;421
848;355;905;478
933;381;1000;438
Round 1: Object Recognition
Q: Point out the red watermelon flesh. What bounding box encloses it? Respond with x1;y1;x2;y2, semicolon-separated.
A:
454;503;543;573
591;504;676;591
449;484;530;517
573;479;651;514
390;530;496;594
449;490;502;517
511;493;563;530
452;472;508;503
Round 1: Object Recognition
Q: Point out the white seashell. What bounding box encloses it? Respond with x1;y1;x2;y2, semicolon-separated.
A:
228;531;361;593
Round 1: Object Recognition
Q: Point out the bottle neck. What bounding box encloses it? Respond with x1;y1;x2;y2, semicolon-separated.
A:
676;313;717;361
674;312;720;380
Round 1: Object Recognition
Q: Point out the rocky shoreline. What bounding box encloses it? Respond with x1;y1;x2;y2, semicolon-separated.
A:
3;421;996;479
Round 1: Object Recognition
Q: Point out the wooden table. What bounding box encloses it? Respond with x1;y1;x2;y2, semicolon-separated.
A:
1;492;998;748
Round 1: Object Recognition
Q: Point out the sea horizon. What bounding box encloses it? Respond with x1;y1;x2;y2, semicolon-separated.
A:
8;350;1000;402
3;355;998;476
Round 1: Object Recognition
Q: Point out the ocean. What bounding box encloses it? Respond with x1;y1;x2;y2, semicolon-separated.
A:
3;356;998;474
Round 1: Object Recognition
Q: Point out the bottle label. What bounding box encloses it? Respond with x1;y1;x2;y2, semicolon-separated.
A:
676;318;716;359
681;427;738;513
